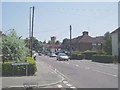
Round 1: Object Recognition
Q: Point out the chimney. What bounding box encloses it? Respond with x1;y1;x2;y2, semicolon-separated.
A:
83;31;88;36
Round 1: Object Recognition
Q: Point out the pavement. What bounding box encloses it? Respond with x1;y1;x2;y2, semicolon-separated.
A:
2;56;63;89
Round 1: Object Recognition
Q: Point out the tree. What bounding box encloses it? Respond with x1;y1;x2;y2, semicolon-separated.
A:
24;37;43;52
62;38;69;44
2;29;29;63
55;40;60;45
43;40;46;44
47;40;52;44
103;32;112;55
61;38;70;50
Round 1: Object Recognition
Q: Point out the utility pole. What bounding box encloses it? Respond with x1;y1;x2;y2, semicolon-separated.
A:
70;25;72;60
30;6;35;57
29;7;32;54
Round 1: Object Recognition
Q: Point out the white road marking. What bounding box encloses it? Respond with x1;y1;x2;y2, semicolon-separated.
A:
93;69;118;77
75;64;79;67
67;63;69;64
66;84;72;87
70;86;76;88
57;84;63;88
63;81;68;84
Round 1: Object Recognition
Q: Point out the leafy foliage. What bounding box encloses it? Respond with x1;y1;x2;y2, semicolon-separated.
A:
24;37;43;52
82;50;97;60
2;57;37;76
2;29;29;63
103;32;112;55
92;55;114;63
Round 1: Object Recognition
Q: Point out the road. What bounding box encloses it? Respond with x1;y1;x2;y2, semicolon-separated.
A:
37;55;118;88
2;55;118;89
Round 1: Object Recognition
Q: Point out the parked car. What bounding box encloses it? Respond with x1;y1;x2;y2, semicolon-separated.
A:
56;53;69;61
49;53;57;57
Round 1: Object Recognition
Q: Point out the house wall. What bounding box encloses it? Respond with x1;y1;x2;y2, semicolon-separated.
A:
72;43;92;52
112;32;118;56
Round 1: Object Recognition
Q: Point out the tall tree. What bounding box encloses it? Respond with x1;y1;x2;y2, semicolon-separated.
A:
24;37;43;52
61;38;70;50
62;38;69;44
55;40;60;45
47;40;52;45
103;32;112;55
2;29;28;63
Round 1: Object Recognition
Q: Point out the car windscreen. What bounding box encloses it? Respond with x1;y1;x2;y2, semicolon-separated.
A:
58;53;66;56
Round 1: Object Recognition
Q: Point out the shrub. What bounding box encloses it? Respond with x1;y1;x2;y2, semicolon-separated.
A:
2;62;13;76
2;57;37;76
2;29;29;63
82;50;97;60
27;57;37;75
92;55;114;63
71;51;84;60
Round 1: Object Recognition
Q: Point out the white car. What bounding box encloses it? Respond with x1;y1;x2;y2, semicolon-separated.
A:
49;53;57;57
57;53;69;61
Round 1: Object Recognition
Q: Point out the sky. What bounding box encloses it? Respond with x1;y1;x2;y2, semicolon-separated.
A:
2;1;118;42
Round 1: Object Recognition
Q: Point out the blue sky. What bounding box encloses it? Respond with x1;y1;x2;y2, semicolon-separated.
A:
2;2;118;42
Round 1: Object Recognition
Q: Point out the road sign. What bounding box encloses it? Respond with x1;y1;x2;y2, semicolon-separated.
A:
12;62;29;76
12;62;29;66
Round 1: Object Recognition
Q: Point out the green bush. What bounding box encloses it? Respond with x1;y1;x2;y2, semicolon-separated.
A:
2;29;29;63
71;51;84;60
92;55;114;63
27;57;37;75
2;62;13;76
2;57;37;76
82;50;97;60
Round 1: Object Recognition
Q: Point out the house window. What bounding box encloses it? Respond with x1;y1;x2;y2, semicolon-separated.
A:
92;43;96;46
98;43;101;46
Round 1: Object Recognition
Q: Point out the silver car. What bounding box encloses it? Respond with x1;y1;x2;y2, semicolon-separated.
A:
57;53;69;61
49;53;57;57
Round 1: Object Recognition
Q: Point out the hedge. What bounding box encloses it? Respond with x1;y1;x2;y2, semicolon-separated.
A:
71;53;84;60
27;57;37;75
92;55;115;63
2;57;37;76
2;62;13;76
82;50;97;60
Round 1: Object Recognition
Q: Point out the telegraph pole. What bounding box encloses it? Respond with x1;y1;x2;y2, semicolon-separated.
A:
70;25;72;60
30;6;35;57
29;7;32;54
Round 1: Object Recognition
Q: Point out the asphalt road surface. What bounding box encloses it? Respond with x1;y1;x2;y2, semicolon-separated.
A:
37;55;118;88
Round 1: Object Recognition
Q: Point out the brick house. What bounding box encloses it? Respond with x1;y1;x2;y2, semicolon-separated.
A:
61;31;105;52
